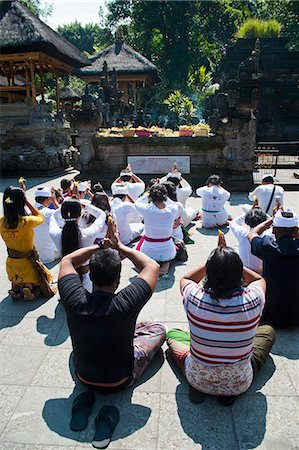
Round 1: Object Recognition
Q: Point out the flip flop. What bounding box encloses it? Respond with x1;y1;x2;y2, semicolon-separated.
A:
92;405;120;449
70;391;95;431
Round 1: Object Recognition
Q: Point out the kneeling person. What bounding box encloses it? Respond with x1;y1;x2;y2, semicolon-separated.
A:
58;223;165;392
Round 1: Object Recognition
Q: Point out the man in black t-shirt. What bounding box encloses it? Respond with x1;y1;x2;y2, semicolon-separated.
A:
58;223;165;392
248;209;299;328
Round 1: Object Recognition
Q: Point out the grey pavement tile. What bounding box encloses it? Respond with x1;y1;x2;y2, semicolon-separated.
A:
0;345;48;386
283;358;299;395
232;395;299;450
246;354;297;397
158;392;239;450
271;327;299;359
137;295;166;322
78;391;160;449
1;316;65;347
1;386;81;446
0;386;26;435
31;348;74;389
164;296;186;322
0;444;75;450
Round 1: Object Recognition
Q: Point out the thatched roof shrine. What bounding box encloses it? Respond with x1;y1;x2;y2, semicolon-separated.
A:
0;0;90;68
49;86;81;103
75;41;160;83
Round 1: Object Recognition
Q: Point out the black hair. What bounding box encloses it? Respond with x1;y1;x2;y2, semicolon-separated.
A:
262;176;274;183
61;199;81;256
149;183;168;203
204;246;243;299
120;168;132;183
245;208;267;228
92;192;110;212
206;174;222;186
61;179;72;191
120;175;132;182
89;248;121;287
35;196;49;205
3;186;26;229
167;176;180;187
147;178;157;190
113;194;126;200
92;182;104;194
162;181;177;202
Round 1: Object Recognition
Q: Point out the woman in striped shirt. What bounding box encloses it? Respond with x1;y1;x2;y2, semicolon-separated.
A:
166;245;275;405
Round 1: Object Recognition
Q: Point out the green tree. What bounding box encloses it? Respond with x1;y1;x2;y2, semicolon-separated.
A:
20;0;52;18
57;22;113;54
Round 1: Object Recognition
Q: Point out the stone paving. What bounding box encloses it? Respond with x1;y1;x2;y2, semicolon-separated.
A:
0;172;298;450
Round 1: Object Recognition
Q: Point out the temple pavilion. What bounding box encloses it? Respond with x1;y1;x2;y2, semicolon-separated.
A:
0;0;90;108
75;35;160;112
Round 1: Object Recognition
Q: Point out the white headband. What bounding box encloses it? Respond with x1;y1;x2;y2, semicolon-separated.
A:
167;171;181;180
35;187;51;198
120;171;133;177
112;184;128;195
273;209;298;228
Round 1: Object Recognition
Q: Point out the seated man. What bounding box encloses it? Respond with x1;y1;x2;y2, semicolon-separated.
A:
196;174;231;228
248;174;284;214
166;240;275;405
229;207;270;273
110;184;144;245
111;164;145;202
58;222;165;393
248;209;299;327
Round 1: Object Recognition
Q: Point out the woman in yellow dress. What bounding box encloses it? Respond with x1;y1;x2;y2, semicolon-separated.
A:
0;186;54;300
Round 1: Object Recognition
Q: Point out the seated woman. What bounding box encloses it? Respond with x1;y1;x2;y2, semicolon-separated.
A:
0;186;54;300
135;183;178;278
166;243;275;405
110;184;144;245
196;174;231;228
49;198;106;292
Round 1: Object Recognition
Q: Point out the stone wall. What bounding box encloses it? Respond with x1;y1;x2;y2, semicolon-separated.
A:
78;135;254;191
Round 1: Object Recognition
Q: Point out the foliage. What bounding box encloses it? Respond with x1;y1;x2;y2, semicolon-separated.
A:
68;76;85;97
164;90;196;126
20;0;52;18
57;21;113;54
236;18;282;38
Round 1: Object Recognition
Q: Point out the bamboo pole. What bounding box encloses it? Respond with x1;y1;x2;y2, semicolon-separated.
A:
133;81;137;112
24;64;30;99
40;67;45;102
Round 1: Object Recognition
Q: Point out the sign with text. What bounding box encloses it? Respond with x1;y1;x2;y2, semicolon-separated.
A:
127;156;190;174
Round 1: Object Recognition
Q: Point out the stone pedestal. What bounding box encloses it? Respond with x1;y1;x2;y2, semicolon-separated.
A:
79;136;253;191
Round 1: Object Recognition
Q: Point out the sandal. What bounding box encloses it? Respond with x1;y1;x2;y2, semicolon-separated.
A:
92;405;120;449
70;391;95;431
22;287;34;301
8;289;22;300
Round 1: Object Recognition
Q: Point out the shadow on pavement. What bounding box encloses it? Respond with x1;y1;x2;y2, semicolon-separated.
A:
36;302;68;346
166;348;275;449
0;294;50;330
271;327;299;360
42;350;164;445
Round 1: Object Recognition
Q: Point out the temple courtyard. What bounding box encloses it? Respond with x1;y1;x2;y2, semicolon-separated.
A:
0;171;298;450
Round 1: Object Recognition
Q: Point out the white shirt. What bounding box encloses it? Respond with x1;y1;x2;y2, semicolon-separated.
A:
229;214;272;272
176;178;192;207
111;198;140;245
111;181;145;201
49;208;106;256
196;185;230;212
135;196;178;261
34;202;60;263
248;184;284;213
